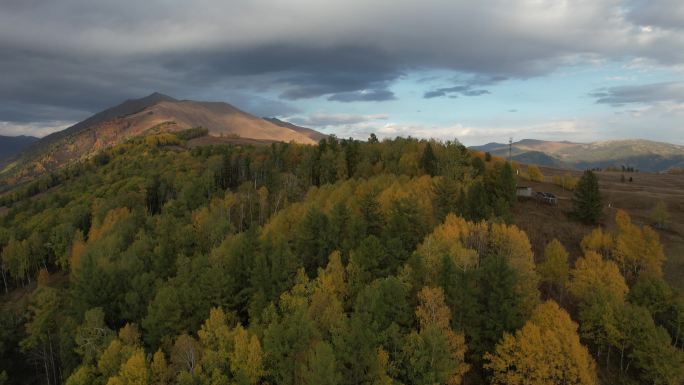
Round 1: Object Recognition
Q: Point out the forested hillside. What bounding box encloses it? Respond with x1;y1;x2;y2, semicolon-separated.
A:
1;132;682;385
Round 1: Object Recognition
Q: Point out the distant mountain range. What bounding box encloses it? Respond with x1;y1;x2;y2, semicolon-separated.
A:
1;93;325;181
0;135;39;163
4;93;684;184
470;139;684;172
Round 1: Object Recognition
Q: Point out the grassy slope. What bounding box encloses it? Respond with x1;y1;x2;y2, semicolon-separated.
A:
513;165;684;291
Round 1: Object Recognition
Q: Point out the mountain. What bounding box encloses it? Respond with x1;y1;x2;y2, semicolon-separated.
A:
263;117;328;142
0;135;39;163
470;139;684;172
37;92;178;148
3;93;325;180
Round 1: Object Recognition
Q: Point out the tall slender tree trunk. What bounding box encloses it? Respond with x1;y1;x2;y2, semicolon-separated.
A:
1;267;8;293
43;346;51;385
48;334;58;385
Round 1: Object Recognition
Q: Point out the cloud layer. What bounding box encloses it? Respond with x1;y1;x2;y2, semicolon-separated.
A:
1;0;684;138
592;81;684;105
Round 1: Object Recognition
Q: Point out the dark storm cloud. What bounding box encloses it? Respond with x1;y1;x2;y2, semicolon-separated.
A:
0;48;182;122
163;44;401;101
2;0;684;135
591;82;684;105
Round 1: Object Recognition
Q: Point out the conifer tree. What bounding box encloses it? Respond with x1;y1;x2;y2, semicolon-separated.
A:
420;143;437;176
572;170;602;224
433;177;461;222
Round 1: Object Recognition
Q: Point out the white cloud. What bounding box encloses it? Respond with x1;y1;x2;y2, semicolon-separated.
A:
324;118;598;145
0;121;73;137
289;113;388;127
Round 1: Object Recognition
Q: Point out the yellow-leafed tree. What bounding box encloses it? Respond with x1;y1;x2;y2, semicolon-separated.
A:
568;251;628;305
230;325;265;385
538;239;569;299
527;165;544;182
107;349;150;385
403;287;469;385
485;301;598;385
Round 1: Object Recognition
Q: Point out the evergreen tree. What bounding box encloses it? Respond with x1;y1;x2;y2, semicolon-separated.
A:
572;170;602;224
471;156;485;177
329;202;354;254
384;197;425;260
350;235;389;282
472;254;524;358
295;207;332;277
420;143;437;176
358;192;383;237
145;175;162;215
465;181;490;221
302;341;340;385
499;162;517;206
432;177;460;222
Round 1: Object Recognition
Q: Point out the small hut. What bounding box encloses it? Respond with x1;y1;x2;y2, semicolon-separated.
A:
516;186;532;197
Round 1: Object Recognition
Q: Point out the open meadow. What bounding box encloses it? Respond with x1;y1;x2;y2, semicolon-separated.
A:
515;165;684;290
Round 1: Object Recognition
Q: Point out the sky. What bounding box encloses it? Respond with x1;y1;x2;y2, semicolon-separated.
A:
1;0;684;145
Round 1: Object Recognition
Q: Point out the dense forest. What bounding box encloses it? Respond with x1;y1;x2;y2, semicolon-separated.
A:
1;132;683;385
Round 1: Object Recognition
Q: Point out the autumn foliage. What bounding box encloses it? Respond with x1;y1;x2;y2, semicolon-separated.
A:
0;136;681;385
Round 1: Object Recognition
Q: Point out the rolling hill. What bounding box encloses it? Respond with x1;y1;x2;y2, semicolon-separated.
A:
2;93;325;182
470;139;684;172
0;135;39;163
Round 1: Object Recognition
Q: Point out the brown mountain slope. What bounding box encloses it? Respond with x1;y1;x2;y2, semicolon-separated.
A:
263;117;328;142
126;100;318;143
1;93;323;182
38;92;178;148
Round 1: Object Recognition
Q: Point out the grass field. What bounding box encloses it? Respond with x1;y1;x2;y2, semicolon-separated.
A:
514;166;684;291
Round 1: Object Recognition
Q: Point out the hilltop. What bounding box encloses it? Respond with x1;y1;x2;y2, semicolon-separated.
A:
0;135;38;163
471;138;684;172
2;93;324;183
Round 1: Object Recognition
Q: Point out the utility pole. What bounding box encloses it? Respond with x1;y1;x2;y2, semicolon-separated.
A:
508;137;513;161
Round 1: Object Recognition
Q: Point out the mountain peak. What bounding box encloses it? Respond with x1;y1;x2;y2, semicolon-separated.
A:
133;92;177;103
5;94;327;181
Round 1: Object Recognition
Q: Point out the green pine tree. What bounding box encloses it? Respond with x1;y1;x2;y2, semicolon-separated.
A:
572;170;602;224
420;143;437;177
